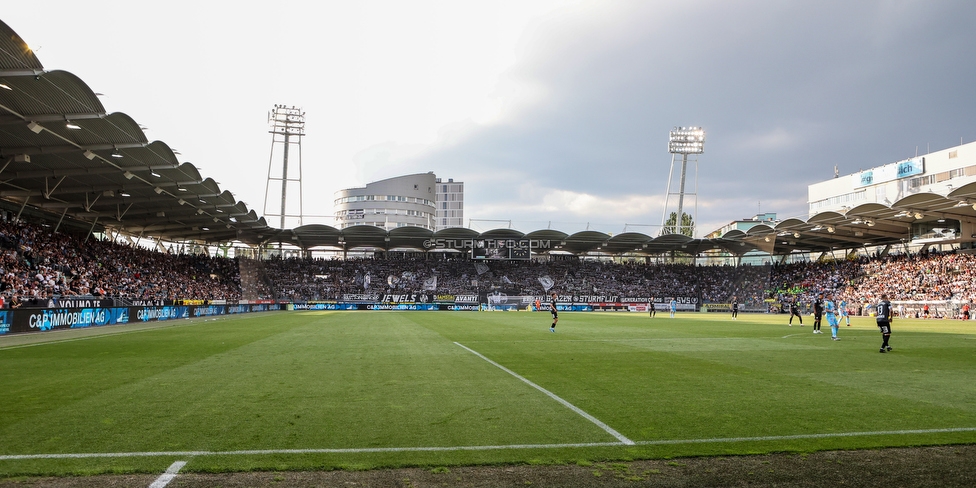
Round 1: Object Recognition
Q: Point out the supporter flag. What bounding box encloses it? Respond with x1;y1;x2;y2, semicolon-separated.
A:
502;276;513;284
423;276;437;291
475;263;489;275
364;273;371;290
538;276;554;291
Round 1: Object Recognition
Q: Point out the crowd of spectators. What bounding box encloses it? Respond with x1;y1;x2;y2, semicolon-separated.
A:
258;256;780;304
242;250;976;315
766;260;863;306
763;252;976;315
1;219;240;307
1;218;974;314
854;252;976;303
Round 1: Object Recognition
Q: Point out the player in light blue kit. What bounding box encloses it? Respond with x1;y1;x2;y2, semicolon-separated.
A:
825;293;840;340
669;298;677;318
839;297;851;326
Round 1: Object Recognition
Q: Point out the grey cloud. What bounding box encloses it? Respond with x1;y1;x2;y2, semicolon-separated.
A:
406;1;976;233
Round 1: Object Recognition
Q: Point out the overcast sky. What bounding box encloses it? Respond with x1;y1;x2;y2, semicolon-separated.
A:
5;0;976;236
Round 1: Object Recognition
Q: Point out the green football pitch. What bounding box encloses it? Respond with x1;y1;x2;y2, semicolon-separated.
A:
1;310;974;477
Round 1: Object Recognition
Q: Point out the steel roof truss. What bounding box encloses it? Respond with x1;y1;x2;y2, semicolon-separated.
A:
115;202;133;221
43;174;65;199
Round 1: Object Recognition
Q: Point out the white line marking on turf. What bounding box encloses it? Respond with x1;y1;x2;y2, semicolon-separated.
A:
148;460;186;488
454;341;635;445
1;427;974;460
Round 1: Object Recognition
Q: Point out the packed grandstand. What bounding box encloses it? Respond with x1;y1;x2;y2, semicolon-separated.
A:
3;218;974;318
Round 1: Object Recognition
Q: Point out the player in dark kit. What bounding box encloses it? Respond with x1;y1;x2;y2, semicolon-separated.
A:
788;297;803;326
731;296;739;320
812;294;825;334
648;299;656;318
876;294;893;353
549;293;558;332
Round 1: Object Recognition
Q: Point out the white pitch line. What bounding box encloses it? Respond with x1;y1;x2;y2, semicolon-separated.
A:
2;427;974;461
148;460;186;488
454;341;635;445
781;333;811;338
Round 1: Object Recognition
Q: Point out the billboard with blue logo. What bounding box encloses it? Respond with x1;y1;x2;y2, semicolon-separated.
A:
852;157;924;189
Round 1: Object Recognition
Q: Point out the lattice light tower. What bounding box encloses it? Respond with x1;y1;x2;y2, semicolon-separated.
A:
263;105;305;229
660;126;704;237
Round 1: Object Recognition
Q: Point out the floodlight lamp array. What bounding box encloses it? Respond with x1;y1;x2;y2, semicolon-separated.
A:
668;126;705;154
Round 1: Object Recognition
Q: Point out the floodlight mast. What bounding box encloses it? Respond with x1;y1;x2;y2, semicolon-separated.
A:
660;127;704;237
263;105;306;230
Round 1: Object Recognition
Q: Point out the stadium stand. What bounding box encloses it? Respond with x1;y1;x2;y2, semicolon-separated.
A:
1;219;240;306
1;216;974;318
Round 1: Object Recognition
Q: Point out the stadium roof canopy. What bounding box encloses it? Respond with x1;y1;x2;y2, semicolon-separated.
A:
282;183;976;256
0;20;277;245
3;19;975;257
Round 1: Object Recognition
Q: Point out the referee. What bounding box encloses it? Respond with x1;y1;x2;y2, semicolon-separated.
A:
876;294;893;353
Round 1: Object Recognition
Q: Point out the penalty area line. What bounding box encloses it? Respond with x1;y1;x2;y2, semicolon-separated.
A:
2;427;974;461
454;341;635;445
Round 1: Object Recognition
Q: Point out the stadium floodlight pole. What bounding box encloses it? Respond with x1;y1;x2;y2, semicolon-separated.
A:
660;127;704;237
263;104;306;230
